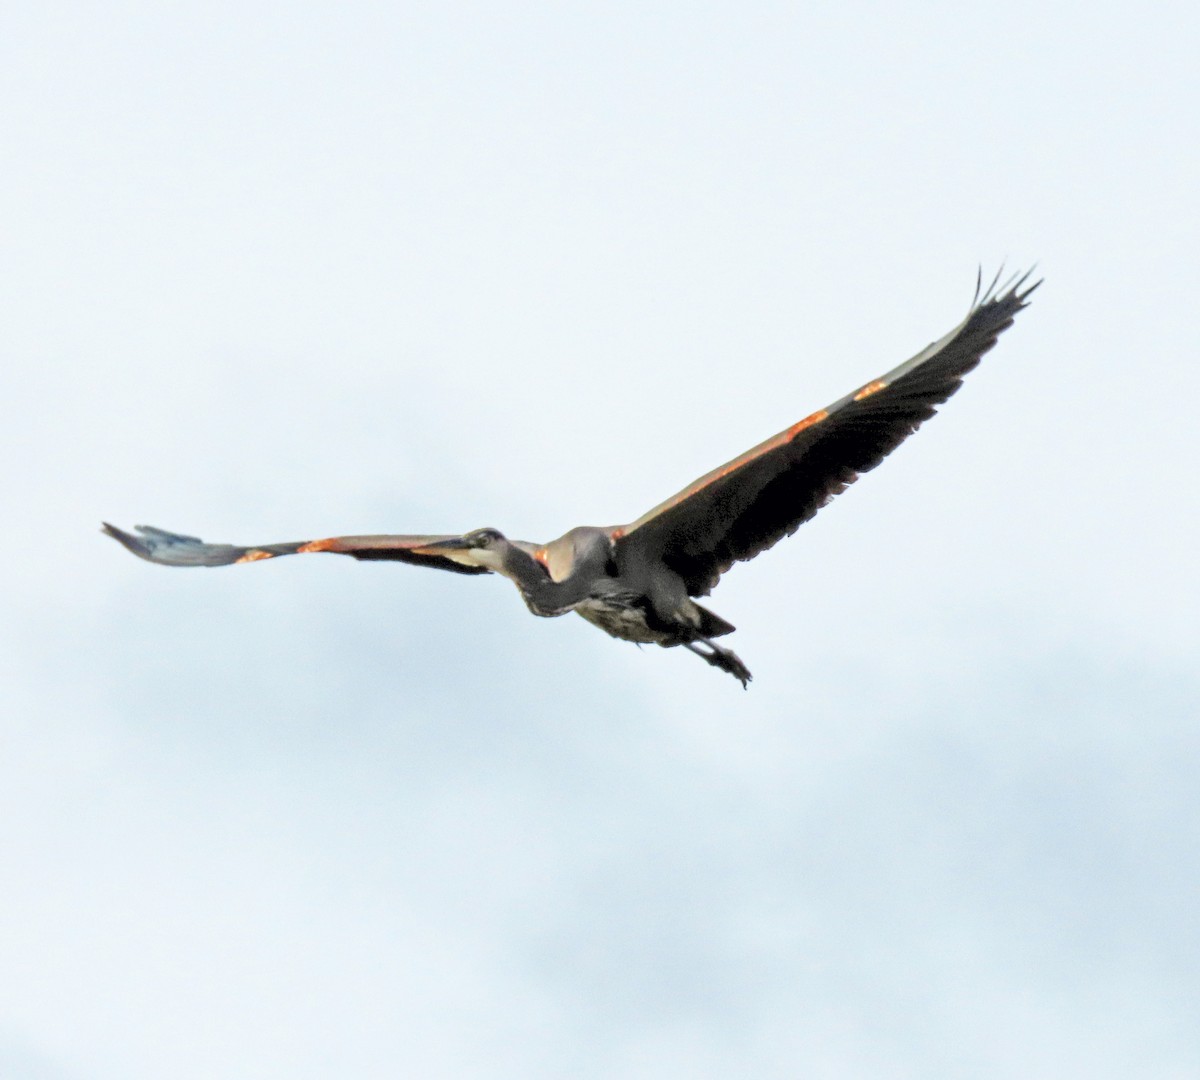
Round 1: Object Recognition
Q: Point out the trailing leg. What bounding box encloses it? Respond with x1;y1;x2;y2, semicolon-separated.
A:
683;638;752;688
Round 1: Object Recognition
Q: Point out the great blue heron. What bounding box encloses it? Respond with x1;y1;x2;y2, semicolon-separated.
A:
104;269;1037;686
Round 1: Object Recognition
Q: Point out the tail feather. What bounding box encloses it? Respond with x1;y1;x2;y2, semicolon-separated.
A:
694;603;735;638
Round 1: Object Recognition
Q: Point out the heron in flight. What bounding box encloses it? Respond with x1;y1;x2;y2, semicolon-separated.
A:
105;269;1038;686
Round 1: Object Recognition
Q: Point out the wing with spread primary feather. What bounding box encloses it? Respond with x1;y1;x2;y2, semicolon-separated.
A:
617;269;1039;596
101;523;491;575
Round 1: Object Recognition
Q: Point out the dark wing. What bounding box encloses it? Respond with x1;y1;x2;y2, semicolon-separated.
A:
616;269;1039;596
101;523;491;575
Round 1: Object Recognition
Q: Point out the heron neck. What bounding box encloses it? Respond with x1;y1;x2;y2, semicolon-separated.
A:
499;544;586;612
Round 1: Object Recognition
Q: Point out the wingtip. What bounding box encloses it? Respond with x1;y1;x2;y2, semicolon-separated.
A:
1012;264;1043;304
975;263;1042;309
101;521;152;559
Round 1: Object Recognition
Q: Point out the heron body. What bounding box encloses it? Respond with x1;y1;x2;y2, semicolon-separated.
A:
104;269;1038;687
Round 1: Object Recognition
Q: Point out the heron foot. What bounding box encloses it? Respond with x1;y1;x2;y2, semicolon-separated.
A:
684;639;753;688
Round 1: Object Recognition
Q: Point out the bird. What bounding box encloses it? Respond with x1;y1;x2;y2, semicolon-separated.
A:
104;268;1038;687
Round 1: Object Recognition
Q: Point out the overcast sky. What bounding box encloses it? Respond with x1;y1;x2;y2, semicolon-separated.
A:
2;3;1198;1078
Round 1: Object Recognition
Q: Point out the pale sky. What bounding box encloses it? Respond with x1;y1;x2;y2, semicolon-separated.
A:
2;3;1197;1078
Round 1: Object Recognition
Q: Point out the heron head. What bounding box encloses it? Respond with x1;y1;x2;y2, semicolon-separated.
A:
462;527;505;549
408;527;510;571
459;527;511;571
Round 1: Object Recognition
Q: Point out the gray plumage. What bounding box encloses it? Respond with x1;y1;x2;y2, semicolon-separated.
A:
104;269;1038;686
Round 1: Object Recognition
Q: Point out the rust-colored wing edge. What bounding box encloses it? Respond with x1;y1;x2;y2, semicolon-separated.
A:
101;523;491;575
619;268;1038;542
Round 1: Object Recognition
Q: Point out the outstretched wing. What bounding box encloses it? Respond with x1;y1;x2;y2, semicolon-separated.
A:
101;523;491;575
616;269;1040;596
